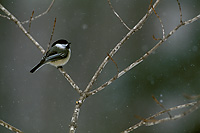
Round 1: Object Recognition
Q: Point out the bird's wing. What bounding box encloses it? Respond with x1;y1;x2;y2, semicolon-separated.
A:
44;53;66;62
43;46;69;63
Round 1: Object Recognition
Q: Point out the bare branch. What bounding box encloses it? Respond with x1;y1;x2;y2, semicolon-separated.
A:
107;53;119;73
85;0;161;93
28;10;34;33
87;59;142;96
152;35;162;40
0;13;10;20
177;0;183;23
21;0;55;24
45;18;57;55
184;14;200;25
0;3;45;53
122;101;199;132
151;5;165;39
152;95;172;118
58;67;82;94
107;0;131;30
148;0;153;11
183;94;200;100
69;95;86;133
145;101;200;126
0;119;23;133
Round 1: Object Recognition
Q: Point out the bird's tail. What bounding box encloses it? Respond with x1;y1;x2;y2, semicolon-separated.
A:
30;60;45;73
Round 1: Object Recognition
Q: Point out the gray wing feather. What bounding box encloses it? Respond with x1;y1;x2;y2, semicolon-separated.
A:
43;46;69;63
45;53;66;62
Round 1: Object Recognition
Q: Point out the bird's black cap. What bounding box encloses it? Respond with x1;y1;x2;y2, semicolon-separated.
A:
52;39;71;47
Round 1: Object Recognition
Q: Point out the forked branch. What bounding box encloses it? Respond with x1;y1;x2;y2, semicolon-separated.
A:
88;12;200;96
70;1;161;132
122;100;200;132
0;0;55;24
84;0;160;93
21;0;55;24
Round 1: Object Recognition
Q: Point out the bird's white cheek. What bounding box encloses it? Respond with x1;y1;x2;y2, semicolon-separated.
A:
55;44;67;49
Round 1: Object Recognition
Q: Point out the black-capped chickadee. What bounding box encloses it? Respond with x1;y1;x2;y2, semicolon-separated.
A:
30;39;71;73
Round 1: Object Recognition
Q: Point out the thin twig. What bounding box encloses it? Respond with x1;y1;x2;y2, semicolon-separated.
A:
0;13;10;20
107;53;119;73
184;14;200;25
177;0;183;23
145;101;200;126
152;35;161;40
148;0;153;11
151;5;165;39
107;0;131;30
152;95;172;118
84;0;160;94
21;0;55;24
183;94;200;100
58;67;82;94
45;18;57;55
122;101;199;132
0;119;23;133
28;10;34;33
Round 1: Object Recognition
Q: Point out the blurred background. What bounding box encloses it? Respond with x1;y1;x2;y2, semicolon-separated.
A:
0;0;200;132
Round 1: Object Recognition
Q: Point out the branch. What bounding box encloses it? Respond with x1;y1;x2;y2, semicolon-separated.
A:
28;11;34;33
88;12;200;96
0;119;23;133
177;0;183;23
152;95;172;118
184;14;200;25
21;0;55;24
0;0;55;24
58;67;82;94
151;5;165;39
69;94;86;133
183;94;200;100
107;0;131;30
122;101;200;132
107;53;119;73
0;13;10;20
0;3;45;53
84;0;160;93
45;17;57;55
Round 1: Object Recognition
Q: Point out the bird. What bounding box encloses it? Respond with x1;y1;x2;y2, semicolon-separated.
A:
30;39;71;73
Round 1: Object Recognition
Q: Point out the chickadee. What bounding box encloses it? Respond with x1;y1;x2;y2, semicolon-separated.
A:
30;39;71;73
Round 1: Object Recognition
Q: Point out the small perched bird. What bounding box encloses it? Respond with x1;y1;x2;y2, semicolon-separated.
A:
30;39;71;73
